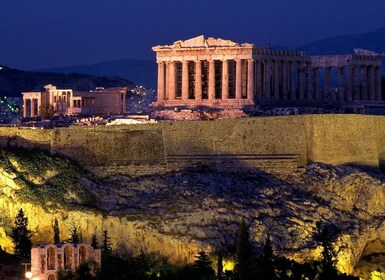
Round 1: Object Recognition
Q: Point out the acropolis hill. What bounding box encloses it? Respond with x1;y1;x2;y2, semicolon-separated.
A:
2;115;385;278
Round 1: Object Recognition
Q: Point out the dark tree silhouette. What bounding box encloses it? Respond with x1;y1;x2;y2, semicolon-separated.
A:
53;218;60;244
91;234;98;249
69;226;80;244
102;230;113;259
234;221;253;279
217;251;223;280
193;251;216;280
11;208;32;261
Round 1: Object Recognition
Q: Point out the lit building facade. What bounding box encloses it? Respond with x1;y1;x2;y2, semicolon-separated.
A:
30;243;101;280
152;35;383;113
22;84;127;118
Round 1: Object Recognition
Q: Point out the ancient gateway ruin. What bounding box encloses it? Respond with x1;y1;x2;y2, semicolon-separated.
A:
152;35;383;113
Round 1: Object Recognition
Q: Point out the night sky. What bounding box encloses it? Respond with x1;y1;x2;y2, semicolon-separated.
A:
1;0;385;70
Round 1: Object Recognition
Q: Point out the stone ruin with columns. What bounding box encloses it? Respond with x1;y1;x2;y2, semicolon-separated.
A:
152;35;383;116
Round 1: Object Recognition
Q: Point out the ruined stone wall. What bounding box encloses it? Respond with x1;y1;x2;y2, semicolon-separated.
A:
0;115;384;175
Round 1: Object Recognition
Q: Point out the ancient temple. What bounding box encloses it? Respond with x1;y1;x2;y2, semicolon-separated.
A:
152;35;383;113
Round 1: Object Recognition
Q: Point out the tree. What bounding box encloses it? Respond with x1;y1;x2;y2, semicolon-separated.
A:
53;218;60;244
193;251;216;280
11;208;32;261
69;226;80;244
91;234;98;249
259;235;276;280
317;223;337;280
217;251;223;280
234;221;253;279
101;230;113;259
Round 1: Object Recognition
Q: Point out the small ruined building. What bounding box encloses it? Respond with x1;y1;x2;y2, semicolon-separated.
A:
22;84;127;117
152;35;383;115
30;243;101;280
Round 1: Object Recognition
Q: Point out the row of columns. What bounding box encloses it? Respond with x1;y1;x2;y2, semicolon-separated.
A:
316;65;382;102
157;59;255;102
157;59;382;103
23;98;40;118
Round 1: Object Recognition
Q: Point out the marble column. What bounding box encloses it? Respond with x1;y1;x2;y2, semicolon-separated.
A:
195;60;202;100
369;66;376;100
235;59;242;99
256;60;262;99
23;98;27;118
247;59;254;101
375;66;382;101
222;60;229;99
361;66;368;100
273;61;279;99
345;66;353;101
157;62;165;101
324;67;331;100
313;68;320;100
265;60;271;99
182;61;189;100
306;63;313;100
281;61;288;100
208;60;215;100
167;62;176;100
337;67;344;102
290;61;296;100
31;99;35;117
352;66;359;100
298;63;305;100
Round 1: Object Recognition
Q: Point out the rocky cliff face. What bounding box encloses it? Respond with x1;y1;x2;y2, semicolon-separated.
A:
1;148;385;278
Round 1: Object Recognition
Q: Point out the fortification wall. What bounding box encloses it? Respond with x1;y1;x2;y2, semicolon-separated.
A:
0;115;383;175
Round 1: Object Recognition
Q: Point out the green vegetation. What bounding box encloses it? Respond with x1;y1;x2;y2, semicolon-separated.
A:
0;147;97;209
11;209;31;262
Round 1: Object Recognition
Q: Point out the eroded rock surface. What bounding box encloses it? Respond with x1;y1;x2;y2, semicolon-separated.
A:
1;149;385;278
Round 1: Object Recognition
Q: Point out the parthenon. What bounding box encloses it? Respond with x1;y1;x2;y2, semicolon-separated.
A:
152;35;383;113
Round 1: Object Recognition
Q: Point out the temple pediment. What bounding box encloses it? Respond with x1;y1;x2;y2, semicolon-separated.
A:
153;35;244;49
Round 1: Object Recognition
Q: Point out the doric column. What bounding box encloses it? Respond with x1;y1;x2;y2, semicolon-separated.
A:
247;59;254;101
222;60;229;99
282;61;288;100
157;62;165;101
290;61;296;100
256;60;262;99
324;67;331;100
37;97;41;115
352;66;359;100
369;66;376;100
361;66;368;100
337;67;345;102
298;62;305;100
235;59;242;99
265;60;271;99
182;60;189;100
23;98;27;118
313;68;320;100
306;63;313;100
194;60;202;100
167;61;176;100
31;99;35;117
273;61;279;99
375;66;382;101
208;59;215;100
345;66;353;101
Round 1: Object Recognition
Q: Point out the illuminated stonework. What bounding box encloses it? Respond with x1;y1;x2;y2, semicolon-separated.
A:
30;243;101;280
152;35;382;113
22;84;127;118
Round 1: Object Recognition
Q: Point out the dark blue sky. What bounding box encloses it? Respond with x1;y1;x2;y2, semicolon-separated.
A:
1;0;385;70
